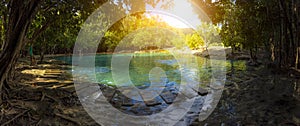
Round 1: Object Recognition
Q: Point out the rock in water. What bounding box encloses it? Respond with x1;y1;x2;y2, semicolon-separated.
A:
95;67;110;73
197;87;208;96
166;81;176;87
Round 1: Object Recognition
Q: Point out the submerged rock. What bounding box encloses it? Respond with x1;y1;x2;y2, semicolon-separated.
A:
156;59;178;66
166;81;176;87
95;67;110;73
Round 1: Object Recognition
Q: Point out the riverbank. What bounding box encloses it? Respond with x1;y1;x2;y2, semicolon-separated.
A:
1;58;99;125
29;47;246;63
196;66;300;125
192;46;253;61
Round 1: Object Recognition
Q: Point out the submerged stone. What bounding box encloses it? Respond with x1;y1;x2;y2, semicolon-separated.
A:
156;59;178;66
166;81;176;87
95;67;110;73
160;91;177;104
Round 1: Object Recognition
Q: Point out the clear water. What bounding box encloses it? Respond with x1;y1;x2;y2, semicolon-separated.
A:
55;53;246;87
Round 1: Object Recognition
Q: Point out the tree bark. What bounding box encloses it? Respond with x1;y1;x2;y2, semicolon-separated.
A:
296;47;299;69
0;0;42;104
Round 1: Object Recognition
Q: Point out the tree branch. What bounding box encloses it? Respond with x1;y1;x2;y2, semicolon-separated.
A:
28;19;55;44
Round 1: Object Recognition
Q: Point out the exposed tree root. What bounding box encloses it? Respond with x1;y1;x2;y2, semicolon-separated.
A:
0;59;99;125
1;109;30;126
55;112;81;125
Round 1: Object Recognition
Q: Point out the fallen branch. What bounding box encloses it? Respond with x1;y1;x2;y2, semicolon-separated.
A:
0;109;3;123
44;94;59;103
40;92;45;101
55;113;81;125
1;109;30;126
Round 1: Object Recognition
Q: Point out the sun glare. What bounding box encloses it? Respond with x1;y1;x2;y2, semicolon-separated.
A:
146;13;190;28
160;15;189;28
146;0;201;28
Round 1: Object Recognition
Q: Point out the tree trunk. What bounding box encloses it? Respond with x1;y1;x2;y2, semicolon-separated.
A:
0;42;4;51
41;52;44;62
249;48;258;66
40;46;45;63
296;47;299;69
279;1;284;68
0;0;41;104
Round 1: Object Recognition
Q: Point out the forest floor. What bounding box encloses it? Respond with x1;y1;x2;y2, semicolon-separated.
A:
0;58;99;126
0;55;300;125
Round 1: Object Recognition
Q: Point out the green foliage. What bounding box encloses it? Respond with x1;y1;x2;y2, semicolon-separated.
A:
102;14;175;51
6;0;175;54
197;22;220;48
131;28;173;49
213;0;265;53
32;0;84;54
172;36;185;49
194;0;300;68
185;33;204;50
103;31;121;51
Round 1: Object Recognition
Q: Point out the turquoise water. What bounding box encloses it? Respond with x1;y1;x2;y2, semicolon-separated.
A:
55;53;246;87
